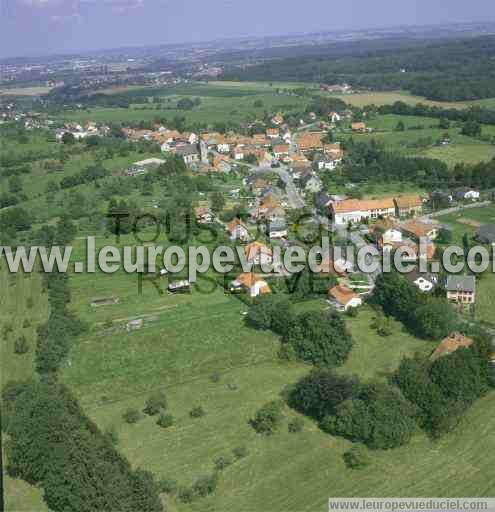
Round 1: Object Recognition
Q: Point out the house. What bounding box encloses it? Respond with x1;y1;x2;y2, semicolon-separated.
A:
455;189;480;201
394;195;423;218
372;219;403;245
446;275;476;305
249;177;269;196
476;224;495;245
329;112;341;123
382;240;436;262
351;122;367;133
195;207;214;225
328;285;363;312
231;273;271;298
226;218;251;242
404;270;438;293
244;241;273;266
430;333;474;362
168;280;191;293
314;256;348;277
268;219;288;239
266;128;280;139
331;198;396;225
175;144;199;166
233;145;245;160
212;154;232;173
401;220;439;241
298;132;324;153
271;113;284;125
273;144;290;159
315;154;341;171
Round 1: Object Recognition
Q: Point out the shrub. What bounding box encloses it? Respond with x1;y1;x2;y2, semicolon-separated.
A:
288;417;305;433
343;445;371;469
14;336;29;355
177;486;195;503
144;391;167;416
123;408;141;424
22;319;31;328
157;413;174;429
251;400;283;435
214;455;233;471
157;477;178;495
192;474;218;497
210;372;221;383
26;297;34;309
232;446;249;459
190;406;205;418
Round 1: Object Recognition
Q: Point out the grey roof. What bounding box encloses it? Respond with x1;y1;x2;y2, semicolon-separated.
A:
176;144;198;156
446;275;476;292
476;224;495;243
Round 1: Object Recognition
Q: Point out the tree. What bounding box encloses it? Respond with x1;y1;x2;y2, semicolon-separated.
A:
211;191;225;213
413;301;457;340
14;336;29;355
288;369;361;421
395;120;405;132
177;98;195;110
157;413;174;428
246;295;293;336
284;310;353;367
250;400;284;435
461;120;482;138
61;132;76;144
144;391;167;416
123;409;142;424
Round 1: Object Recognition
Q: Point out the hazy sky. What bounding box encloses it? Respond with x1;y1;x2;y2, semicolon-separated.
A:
1;0;495;58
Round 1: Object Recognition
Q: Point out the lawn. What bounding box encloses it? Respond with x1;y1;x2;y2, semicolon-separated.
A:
326;90;491;109
437;203;495;244
422;143;495;166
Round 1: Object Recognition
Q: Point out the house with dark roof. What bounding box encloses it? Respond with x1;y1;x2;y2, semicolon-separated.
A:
446;275;476;304
476;224;495;245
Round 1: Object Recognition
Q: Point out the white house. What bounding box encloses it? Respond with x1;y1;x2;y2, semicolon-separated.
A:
217;142;231;153
231;273;271;298
226;218;250;242
329;112;341;123
328;285;363;312
405;270;438;293
331;198;396;225
456;189;480;201
244;242;273;266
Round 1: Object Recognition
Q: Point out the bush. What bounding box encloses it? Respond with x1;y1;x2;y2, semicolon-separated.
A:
26;297;34;309
157;413;174;429
210;372;221;383
157;477;178;495
22;319;31;328
14;336;29;355
123;409;141;424
343;445;371;469
232;446;249;459
144;391;167;416
251;400;284;435
288;417;305;433
190;406;206;418
192;474;218;497
214;454;233;471
177;486;195;503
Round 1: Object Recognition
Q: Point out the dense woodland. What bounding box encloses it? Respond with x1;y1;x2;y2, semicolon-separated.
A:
223;35;495;101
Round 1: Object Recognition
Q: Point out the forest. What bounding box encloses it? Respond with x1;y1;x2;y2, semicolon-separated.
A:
222;35;495;101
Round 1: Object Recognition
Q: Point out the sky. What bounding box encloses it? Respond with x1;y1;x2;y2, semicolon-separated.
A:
1;0;495;59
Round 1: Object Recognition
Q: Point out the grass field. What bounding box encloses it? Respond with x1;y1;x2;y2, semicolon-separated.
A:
0;86;53;97
437;203;495;244
326;90;493;109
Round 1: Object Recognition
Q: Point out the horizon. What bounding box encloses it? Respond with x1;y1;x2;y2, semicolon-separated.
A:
1;0;495;60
